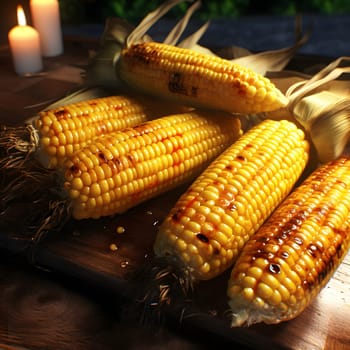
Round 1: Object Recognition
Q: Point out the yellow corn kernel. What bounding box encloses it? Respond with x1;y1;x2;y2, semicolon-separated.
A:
154;119;309;281
257;283;273;300
228;156;350;326
118;42;288;114
63;111;242;220
35;94;187;169
116;226;125;234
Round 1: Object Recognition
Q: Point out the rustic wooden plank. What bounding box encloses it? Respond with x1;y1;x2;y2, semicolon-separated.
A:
2;182;348;350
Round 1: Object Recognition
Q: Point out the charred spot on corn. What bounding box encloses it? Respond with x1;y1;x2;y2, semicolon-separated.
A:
54;108;70;120
171;208;184;222
236;155;246;162
98;151;108;163
168;72;185;94
196;233;209;243
68;164;80;176
122;43;159;65
168;72;198;97
302;238;343;291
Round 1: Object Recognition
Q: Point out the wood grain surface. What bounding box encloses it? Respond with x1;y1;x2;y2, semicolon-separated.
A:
2;181;350;350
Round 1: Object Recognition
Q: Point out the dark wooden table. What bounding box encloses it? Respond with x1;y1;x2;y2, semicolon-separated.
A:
1;32;349;350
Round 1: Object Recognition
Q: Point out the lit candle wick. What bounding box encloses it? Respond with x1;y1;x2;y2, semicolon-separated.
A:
17;5;26;26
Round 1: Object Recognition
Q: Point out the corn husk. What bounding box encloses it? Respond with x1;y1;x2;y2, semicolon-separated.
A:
309;99;350;162
126;0;190;46
265;57;350;163
83;18;135;87
229;31;309;76
84;0;207;86
218;16;311;75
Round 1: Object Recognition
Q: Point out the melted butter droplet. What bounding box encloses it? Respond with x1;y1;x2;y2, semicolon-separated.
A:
268;263;281;274
294;237;303;245
281;251;289;259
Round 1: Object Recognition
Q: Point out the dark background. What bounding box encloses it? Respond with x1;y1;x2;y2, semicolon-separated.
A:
1;0;350;46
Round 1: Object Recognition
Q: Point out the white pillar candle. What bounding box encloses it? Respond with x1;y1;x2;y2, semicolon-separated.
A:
8;5;43;75
30;0;63;57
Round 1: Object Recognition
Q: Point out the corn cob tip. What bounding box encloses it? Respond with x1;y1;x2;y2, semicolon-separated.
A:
228;295;276;327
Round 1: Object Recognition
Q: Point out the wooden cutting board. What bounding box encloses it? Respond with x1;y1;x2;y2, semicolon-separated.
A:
2;181;349;350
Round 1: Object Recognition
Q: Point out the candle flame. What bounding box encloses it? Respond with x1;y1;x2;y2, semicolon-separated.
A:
17;5;27;26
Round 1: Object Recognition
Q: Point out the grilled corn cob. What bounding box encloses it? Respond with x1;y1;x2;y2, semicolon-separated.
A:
227;156;350;326
154;119;309;282
117;42;288;114
65;111;241;220
1;111;242;237
1;94;186;170
35;95;159;168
